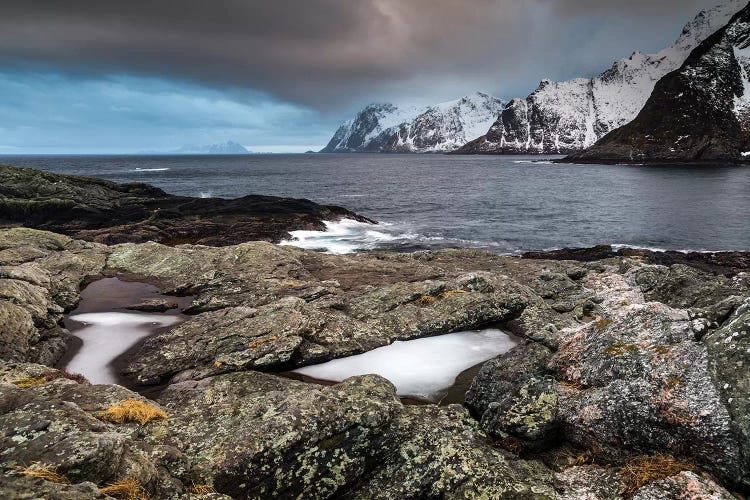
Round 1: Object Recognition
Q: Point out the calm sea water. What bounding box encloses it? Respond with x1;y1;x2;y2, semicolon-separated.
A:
2;153;749;253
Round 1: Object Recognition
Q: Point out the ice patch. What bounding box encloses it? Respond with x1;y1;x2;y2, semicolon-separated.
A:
64;312;181;384
293;328;517;401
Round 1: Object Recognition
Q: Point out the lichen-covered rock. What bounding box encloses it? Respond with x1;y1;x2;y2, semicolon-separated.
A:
152;372;402;498
466;343;559;449
0;228;106;365
108;242;580;385
348;405;557;499
550;268;748;486
705;297;750;481
632;471;736;500
0;364;178;498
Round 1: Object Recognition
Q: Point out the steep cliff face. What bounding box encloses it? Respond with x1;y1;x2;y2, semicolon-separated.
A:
565;4;750;163
458;0;747;154
320;93;505;153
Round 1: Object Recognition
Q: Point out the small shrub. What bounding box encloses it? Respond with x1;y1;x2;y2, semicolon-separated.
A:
620;454;694;495
17;462;69;484
13;376;48;388
99;478;147;500
46;369;88;384
191;483;216;494
97;399;168;425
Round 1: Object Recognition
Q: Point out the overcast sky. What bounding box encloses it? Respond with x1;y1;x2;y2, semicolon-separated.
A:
0;0;732;153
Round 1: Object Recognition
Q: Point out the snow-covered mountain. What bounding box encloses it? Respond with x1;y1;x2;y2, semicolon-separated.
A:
458;0;747;154
320;93;506;153
566;3;750;163
173;141;250;155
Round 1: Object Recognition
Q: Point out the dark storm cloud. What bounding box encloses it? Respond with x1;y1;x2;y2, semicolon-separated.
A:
0;0;724;108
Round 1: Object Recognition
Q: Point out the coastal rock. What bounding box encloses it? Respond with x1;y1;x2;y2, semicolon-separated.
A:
0;228;106;365
0;164;372;246
565;4;750;163
457;1;746;154
125;298;178;312
465;342;559;449
632;471;735;500
107;242;581;385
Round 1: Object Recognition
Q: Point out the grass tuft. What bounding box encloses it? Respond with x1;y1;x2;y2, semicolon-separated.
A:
13;369;88;388
97;399;168;425
13;376;49;388
620;454;694;495
99;478;147;500
17;462;70;484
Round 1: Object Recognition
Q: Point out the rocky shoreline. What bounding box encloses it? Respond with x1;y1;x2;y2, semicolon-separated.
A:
2;222;750;498
0;164;373;246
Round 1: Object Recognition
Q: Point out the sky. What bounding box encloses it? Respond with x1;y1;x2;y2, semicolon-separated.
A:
0;0;732;153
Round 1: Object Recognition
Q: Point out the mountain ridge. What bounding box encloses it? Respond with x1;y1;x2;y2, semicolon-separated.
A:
456;0;747;155
320;92;506;153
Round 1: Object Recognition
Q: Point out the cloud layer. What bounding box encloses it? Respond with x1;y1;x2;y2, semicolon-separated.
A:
0;0;721;108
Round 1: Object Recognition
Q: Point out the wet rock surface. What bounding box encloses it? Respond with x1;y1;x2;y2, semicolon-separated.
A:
2;227;750;498
0;164;372;246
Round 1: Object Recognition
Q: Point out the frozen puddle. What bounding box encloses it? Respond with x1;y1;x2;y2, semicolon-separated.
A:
64;312;181;384
293;328;518;402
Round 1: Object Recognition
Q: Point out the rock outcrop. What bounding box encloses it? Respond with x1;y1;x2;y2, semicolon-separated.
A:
321;93;505;153
2;227;750;498
457;0;746;155
0;165;372;246
565;3;750;163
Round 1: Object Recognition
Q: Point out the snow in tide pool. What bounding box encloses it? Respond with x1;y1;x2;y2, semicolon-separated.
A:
293;329;517;402
64;312;181;384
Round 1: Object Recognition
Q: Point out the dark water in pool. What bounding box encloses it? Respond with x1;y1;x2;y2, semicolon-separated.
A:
2;153;749;253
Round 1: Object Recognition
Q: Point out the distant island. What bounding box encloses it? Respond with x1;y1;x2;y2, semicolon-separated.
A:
140;140;251;155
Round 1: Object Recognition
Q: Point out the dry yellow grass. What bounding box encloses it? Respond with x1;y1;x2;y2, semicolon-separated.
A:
99;478;147;500
191;483;217;494
13;376;49;388
620;454;694;495
96;399;168;425
247;335;279;349
17;462;70;484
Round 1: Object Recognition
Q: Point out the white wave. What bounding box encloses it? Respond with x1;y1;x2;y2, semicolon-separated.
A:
294;328;517;402
132;167;170;172
199;191;212;199
64;312;181;384
280;219;410;254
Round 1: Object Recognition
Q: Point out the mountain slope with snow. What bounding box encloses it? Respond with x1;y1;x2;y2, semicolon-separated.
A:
565;3;750;163
458;0;747;155
320;93;506;153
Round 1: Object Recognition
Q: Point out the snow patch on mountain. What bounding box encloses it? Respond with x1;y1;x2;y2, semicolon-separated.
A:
321;92;506;153
460;0;748;154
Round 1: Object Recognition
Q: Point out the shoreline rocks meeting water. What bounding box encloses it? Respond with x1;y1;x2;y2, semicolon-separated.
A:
1;167;750;498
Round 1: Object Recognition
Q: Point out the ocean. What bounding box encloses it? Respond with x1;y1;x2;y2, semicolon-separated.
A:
2;153;749;254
